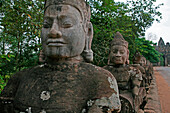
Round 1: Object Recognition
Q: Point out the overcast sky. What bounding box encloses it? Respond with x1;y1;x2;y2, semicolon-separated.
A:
115;0;170;44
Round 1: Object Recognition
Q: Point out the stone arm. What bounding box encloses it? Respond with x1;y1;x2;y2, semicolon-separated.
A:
88;95;120;113
131;64;146;87
129;68;143;96
0;71;23;113
88;72;121;113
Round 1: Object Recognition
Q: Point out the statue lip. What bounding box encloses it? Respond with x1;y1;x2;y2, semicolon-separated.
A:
114;58;122;61
47;39;67;47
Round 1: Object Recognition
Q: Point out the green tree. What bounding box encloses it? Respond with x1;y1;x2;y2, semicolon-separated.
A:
0;0;163;78
0;0;45;92
0;54;14;93
88;0;163;66
135;37;160;63
127;0;163;36
0;0;44;76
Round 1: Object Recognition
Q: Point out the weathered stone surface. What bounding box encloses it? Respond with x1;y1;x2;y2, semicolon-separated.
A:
140;56;153;87
144;73;162;113
104;32;146;113
1;62;120;112
104;65;146;112
0;0;121;112
132;51;150;88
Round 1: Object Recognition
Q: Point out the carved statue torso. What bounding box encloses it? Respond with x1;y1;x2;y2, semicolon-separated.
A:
104;65;145;112
1;62;120;113
104;65;142;91
105;66;130;90
131;64;145;75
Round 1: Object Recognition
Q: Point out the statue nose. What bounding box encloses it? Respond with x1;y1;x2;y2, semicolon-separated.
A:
116;52;121;57
48;22;62;38
48;29;62;38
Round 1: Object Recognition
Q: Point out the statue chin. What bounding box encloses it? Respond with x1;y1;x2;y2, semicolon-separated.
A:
110;61;125;65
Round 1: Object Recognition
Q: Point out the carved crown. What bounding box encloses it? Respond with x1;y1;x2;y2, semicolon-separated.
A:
134;51;142;58
44;0;90;22
133;51;142;62
110;32;128;48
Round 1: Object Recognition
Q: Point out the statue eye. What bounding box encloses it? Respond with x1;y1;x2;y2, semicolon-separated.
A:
112;50;117;53
43;23;51;28
120;51;124;54
62;21;73;28
43;19;52;28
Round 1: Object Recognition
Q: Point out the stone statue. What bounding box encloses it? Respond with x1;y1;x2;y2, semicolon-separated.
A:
140;56;153;87
0;0;121;113
104;32;146;113
139;56;146;67
132;51;148;88
146;60;153;82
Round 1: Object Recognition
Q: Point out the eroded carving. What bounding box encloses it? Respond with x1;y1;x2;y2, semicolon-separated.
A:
132;51;148;89
104;32;147;113
0;0;121;112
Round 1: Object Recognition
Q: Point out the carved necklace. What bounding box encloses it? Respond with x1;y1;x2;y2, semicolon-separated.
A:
43;62;80;72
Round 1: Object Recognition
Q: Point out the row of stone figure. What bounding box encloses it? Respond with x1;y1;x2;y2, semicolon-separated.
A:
0;32;154;113
102;32;154;113
0;0;153;112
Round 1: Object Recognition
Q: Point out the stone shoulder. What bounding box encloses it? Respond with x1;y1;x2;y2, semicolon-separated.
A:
130;64;146;74
83;63;116;80
128;65;143;80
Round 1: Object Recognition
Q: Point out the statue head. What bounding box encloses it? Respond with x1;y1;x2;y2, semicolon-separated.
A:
139;56;146;66
108;32;129;65
146;60;151;66
41;0;93;63
133;51;142;64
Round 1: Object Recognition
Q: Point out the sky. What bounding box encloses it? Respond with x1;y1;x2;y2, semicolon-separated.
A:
115;0;170;44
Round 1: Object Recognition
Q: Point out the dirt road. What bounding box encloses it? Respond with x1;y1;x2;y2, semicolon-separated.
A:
154;67;170;113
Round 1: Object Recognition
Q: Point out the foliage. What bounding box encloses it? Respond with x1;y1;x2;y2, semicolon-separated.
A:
88;0;163;66
88;1;134;66
0;0;44;77
0;54;14;93
0;0;163;89
134;37;160;63
0;75;6;94
127;0;163;35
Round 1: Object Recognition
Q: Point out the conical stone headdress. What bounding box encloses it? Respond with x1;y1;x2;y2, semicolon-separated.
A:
132;51;142;63
44;0;91;22
133;51;142;59
110;32;128;48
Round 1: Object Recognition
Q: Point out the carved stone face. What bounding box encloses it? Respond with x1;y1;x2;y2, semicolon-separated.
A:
41;5;86;59
109;45;129;65
140;57;146;66
133;56;141;64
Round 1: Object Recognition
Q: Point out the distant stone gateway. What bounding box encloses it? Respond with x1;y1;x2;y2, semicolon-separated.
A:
154;37;170;66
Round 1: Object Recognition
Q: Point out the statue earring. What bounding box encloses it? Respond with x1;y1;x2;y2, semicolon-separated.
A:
82;49;93;63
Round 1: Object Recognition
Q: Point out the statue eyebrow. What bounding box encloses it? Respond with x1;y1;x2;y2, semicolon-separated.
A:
58;15;74;19
44;15;74;20
43;16;53;21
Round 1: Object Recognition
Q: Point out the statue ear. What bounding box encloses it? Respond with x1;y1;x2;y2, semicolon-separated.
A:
126;49;130;64
108;54;112;65
39;50;46;63
87;22;93;50
82;22;93;62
